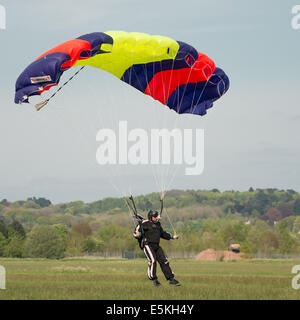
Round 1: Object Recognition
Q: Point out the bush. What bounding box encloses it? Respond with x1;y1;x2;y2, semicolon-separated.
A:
8;220;26;239
0;220;8;238
25;225;66;259
0;233;8;256
71;223;92;237
82;237;103;253
4;237;24;258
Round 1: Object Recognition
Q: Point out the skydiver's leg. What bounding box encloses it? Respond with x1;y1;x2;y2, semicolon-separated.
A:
143;244;157;280
156;246;174;280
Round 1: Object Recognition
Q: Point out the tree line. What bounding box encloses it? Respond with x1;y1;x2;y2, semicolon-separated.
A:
1;188;300;258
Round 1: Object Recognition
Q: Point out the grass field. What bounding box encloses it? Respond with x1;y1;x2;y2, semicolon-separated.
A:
0;258;299;300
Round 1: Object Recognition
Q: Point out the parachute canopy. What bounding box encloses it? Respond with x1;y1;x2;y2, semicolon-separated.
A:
15;31;229;115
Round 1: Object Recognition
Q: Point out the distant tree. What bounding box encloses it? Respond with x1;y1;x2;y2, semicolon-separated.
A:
220;224;233;244
282;216;296;232
293;199;300;216
23;200;40;209
252;190;272;213
241;228;261;254
137;197;152;211
0;199;10;206
266;188;275;194
251;209;260;218
12;211;36;225
10;201;21;209
279;231;297;254
53;224;68;240
0;220;8;238
277;206;293;219
37;197;52;207
0;232;8;256
66;232;85;255
234;202;245;213
82;237;103;253
231;222;249;242
254;219;270;230
96;224;135;254
194;192;208;203
292;217;300;233
4;237;24;258
276;220;289;234
8;220;26;239
66;201;88;215
258;230;279;253
25;225;66;259
282;193;294;202
71;223;92;237
97;224;128;242
263;208;282;222
248;187;254;192
27;197;51;208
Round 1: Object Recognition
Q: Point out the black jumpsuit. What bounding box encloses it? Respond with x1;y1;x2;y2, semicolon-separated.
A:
135;220;174;281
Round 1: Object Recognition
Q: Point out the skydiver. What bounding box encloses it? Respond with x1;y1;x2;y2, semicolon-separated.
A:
133;210;180;287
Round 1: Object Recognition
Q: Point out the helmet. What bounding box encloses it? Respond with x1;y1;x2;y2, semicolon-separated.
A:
148;210;159;222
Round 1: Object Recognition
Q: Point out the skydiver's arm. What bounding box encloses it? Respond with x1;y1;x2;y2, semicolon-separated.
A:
133;224;142;239
160;226;172;240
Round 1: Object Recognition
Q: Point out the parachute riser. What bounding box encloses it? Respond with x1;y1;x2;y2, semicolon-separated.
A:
126;196;144;225
35;66;86;111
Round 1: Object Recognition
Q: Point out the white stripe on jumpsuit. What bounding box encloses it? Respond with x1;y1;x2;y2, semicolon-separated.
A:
143;245;155;280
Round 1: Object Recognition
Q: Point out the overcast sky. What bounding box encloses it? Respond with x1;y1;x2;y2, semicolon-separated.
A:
0;0;299;203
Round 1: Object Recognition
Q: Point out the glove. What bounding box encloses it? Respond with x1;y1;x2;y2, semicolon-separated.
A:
172;235;179;239
133;231;142;239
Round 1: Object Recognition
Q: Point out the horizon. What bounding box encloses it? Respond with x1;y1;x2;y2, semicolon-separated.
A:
1;186;298;205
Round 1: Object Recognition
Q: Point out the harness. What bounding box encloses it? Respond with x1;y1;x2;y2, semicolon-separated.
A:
127;195;164;250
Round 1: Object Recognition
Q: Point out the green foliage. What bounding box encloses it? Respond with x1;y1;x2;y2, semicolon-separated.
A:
279;231;297;254
0;199;10;206
27;197;51;208
25;225;66;259
4;237;24;258
8;220;26;239
136;196;153;211
231;222;249;242
71;223;92;237
66;233;85;256
258;230;279;254
293;198;300;216
97;224;137;253
97;224;128;242
0;220;8;238
82;237;103;253
292;217;300;233
23;200;40;209
2;188;300;257
0;232;8;256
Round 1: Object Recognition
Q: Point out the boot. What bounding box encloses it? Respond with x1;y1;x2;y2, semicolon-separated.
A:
153;279;162;287
169;278;181;286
